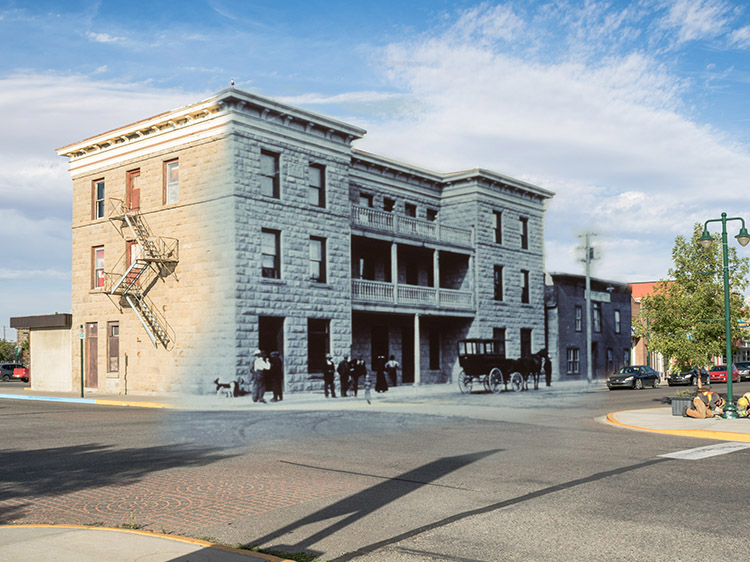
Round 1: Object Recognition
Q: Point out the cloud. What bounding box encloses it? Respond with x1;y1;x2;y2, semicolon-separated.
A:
661;0;733;44
85;31;124;43
729;25;750;47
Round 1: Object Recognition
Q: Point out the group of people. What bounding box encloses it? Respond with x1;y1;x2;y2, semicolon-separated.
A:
322;354;400;398
249;349;284;403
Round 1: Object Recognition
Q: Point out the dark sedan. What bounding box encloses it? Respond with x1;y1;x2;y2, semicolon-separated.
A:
607;365;660;390
667;367;709;386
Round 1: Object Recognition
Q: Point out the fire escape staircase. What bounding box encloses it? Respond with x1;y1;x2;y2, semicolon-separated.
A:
104;199;179;350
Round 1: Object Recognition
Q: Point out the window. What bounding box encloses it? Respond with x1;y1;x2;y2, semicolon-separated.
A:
575;305;583;332
164;159;179;205
493;211;502;244
93;179;105;219
520;328;532;358
493;265;503;301
384;198;395;212
126;169;140;211
593;302;602;332
567;348;580;374
308;164;325;207
623;349;630;367
307;318;330;373
93;246;105;289
607;348;614;373
521;270;530;303
429;328;440;370
309;236;326;283
614;310;621;334
261;229;280;279
107;321;119;373
359;192;373;207
260;150;280;198
492;328;506;358
405;203;417;217
520;217;529;249
426;208;438;222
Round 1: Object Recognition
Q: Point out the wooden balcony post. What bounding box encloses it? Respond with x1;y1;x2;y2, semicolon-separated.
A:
414;313;421;386
392;242;399;304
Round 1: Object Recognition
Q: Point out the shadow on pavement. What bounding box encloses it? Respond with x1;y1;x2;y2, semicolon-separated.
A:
0;443;235;522
248;449;501;558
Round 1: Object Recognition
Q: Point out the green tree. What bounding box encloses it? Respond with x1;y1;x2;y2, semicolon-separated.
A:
636;223;750;375
0;339;17;362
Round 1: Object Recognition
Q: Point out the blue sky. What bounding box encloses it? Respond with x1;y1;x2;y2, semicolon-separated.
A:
3;0;750;336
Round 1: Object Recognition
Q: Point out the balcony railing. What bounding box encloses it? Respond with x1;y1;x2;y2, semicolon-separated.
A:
352;206;473;247
352;280;473;310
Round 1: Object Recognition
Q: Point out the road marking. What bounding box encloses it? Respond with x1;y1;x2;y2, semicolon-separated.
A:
659;442;750;460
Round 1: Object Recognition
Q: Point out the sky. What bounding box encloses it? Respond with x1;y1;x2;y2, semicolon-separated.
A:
3;0;750;337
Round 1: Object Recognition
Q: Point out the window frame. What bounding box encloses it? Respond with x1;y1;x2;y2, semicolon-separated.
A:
261;228;281;279
614;309;621;334
521;269;530;304
164;158;179;205
309;236;327;283
307;318;330;373
359;192;373;208
308;163;326;208
260;150;280;199
404;203;417;217
493;211;502;244
92;246;105;289
493;265;503;301
575;305;583;332
567;348;580;374
383;197;396;212
520;217;529;250
492;328;507;358
593;302;602;333
93;179;105;220
107;321;119;373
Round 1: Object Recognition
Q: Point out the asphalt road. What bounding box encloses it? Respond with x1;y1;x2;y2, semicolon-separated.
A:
2;381;750;561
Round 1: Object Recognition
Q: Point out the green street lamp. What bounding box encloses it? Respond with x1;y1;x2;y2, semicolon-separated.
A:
698;212;750;419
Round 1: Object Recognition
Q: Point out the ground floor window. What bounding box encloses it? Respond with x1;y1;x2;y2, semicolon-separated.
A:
607;348;613;374
307;318;329;373
492;327;506;358
567;348;580;374
107;321;119;373
520;328;532;357
429;328;440;370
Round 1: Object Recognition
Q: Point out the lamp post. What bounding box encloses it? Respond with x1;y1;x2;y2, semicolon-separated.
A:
698;212;750;419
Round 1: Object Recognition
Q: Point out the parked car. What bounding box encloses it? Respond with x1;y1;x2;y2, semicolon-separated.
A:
607;365;660;390
0;363;26;382
667;367;710;386
708;364;739;383
12;367;29;383
736;362;750;382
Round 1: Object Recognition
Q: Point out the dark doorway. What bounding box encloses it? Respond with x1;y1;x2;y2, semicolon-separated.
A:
520;328;532;358
259;316;284;355
401;325;414;383
85;322;98;388
307;318;329;374
371;325;389;369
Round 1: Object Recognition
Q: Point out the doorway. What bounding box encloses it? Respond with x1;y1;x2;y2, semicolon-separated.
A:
85;322;98;388
371;325;389;369
259;316;284;355
401;326;414;383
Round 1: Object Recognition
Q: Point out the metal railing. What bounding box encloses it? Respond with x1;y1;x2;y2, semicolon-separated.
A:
351;205;473;247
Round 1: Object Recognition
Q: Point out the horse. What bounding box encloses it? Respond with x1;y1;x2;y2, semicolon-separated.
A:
507;349;548;391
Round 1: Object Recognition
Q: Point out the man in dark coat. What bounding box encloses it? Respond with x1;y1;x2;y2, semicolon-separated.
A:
323;354;336;398
337;355;351;397
269;351;283;402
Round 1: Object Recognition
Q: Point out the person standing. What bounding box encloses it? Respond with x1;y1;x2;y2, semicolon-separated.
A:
252;349;270;403
323;354;337;398
374;354;388;392
385;355;400;387
337;355;351;397
350;359;367;397
269;351;283;402
543;354;552;387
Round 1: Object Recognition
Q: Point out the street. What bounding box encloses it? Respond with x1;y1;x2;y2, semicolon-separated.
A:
2;382;750;561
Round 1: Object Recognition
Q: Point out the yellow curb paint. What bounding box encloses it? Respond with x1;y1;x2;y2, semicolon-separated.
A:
94;399;177;409
0;524;294;562
605;409;750;442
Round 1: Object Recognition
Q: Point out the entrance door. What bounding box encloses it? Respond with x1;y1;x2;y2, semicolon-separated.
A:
401;326;414;383
371;325;389;370
259;316;284;355
86;322;98;388
127;169;141;211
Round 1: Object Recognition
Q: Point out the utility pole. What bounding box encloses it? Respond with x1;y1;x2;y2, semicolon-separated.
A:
579;233;597;384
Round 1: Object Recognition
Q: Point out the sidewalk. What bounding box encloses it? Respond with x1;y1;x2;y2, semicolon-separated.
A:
606;407;750;442
0;525;291;562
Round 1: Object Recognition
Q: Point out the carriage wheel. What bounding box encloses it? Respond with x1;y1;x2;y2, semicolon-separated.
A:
510;372;524;393
488;368;503;394
458;370;473;394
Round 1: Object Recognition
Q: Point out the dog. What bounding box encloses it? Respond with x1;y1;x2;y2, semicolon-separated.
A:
214;377;236;398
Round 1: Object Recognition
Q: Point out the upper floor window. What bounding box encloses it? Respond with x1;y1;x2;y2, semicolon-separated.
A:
575;305;583;332
164;159;179;205
520;217;529;249
614;310;621;334
126;169;141;211
92;246;105;289
426;208;438;222
93;179;105;220
261;228;280;279
521;270;530;303
384;198;395;212
308;164;325;208
260;150;280;198
309;236;327;283
359;192;373;208
493;265;503;301
593;302;602;332
405;203;417;217
493;211;502;244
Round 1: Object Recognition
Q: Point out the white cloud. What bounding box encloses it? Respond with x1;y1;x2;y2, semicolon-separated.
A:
86;31;124;43
729;25;750;47
661;0;732;43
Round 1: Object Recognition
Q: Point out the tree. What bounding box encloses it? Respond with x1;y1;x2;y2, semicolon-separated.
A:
636;223;750;375
0;339;18;362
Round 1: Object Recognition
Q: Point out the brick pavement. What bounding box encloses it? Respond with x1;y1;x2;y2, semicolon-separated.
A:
1;459;368;536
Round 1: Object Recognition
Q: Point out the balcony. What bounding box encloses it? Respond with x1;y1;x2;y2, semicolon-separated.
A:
352;206;473;248
352;279;474;311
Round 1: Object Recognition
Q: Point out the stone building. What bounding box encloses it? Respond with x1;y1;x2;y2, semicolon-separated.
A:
56;87;554;395
546;273;632;381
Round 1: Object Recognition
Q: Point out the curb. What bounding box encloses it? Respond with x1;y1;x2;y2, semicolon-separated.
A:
0;525;294;562
0;393;175;409
605;409;750;442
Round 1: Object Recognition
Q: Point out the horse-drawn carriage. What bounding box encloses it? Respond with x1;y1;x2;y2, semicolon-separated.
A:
457;339;547;393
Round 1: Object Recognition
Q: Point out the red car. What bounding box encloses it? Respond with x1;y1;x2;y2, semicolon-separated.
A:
708;364;739;383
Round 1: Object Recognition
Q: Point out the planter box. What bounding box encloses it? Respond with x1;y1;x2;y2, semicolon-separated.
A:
671;396;694;416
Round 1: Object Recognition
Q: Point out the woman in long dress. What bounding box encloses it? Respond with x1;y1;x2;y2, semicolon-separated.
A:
374;355;388;392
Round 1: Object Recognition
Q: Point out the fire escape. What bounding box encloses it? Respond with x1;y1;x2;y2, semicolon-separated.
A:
104;199;179;349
